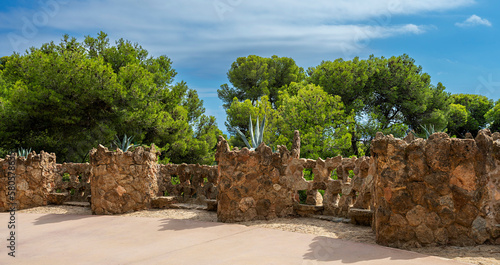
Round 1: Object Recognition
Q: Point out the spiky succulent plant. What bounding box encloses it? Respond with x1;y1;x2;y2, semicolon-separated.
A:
113;134;139;152
17;147;32;157
235;115;266;150
411;124;444;139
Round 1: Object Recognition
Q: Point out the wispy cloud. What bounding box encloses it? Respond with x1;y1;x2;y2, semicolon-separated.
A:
0;0;475;73
455;14;492;27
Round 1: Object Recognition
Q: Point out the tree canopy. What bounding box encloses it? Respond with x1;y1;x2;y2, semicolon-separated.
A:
220;54;500;158
217;55;305;109
447;94;494;137
224;83;352;159
305;54;450;155
2;39;497;163
0;32;221;164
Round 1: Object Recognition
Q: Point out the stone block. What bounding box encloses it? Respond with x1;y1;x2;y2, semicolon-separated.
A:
151;196;178;209
348;208;373;226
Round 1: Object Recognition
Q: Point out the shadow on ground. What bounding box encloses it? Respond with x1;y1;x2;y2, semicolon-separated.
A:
158;218;225;231
33;213;94;225
302;236;449;264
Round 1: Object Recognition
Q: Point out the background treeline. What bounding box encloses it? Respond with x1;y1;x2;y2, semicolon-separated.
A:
1;33;499;163
0;32;221;164
219;55;500;159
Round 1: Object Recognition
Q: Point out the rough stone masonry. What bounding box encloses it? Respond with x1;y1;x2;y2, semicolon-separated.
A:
371;129;500;247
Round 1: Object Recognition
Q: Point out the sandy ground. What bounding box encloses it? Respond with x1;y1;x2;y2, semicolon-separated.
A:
18;205;500;265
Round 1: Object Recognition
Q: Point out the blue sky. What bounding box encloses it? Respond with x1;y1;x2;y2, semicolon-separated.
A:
1;0;499;135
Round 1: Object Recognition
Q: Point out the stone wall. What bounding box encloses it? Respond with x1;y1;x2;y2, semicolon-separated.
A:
157;163;218;204
89;145;159;214
289;155;373;218
215;132;301;222
371;129;500;247
50;163;92;204
215;131;373;223
0;152;57;211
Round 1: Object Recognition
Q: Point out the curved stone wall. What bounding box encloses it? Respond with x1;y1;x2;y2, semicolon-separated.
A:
371;129;500;247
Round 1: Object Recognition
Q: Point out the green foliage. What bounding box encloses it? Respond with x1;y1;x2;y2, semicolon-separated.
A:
62;173;70;182
486;99;500;133
348;170;354;179
298;190;307;204
303;168;314;181
447;103;469;137
307;54;451;156
222;54;460;158
410;124;446;139
226;83;352;159
113;134;139;152
448;94;494;137
170;175;180;185
276;83;353;159
226;95;278;148
17;147;31;157
234;115;266;150
0;32;221;164
218;55;305;109
330;169;338;180
307;57;369;115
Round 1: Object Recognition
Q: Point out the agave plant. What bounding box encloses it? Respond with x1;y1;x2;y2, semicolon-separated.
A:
235;115;266;150
411;124;444;139
17;147;32;157
113;134;139;152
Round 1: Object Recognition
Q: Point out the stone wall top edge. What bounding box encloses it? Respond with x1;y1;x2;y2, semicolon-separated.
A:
92;144;159;156
4;151;57;163
373;129;499;147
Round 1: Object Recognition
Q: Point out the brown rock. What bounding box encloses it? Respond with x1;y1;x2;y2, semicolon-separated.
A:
256;199;272;217
425;133;452;172
239;197;255;213
348;208;373;226
407;182;427;205
438;206;455;226
456;204;479;227
438;195;454;209
471;216;489;244
90;145;158;214
151;196;177;209
450;163;477;192
305;190;323;206
391;190;414;214
434;227;448;245
426;212;442;230
415;224;434;244
406;205;427;227
389;213;408;227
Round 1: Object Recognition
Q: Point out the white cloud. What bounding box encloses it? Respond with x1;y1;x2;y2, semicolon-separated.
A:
455;15;492;27
0;0;474;72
